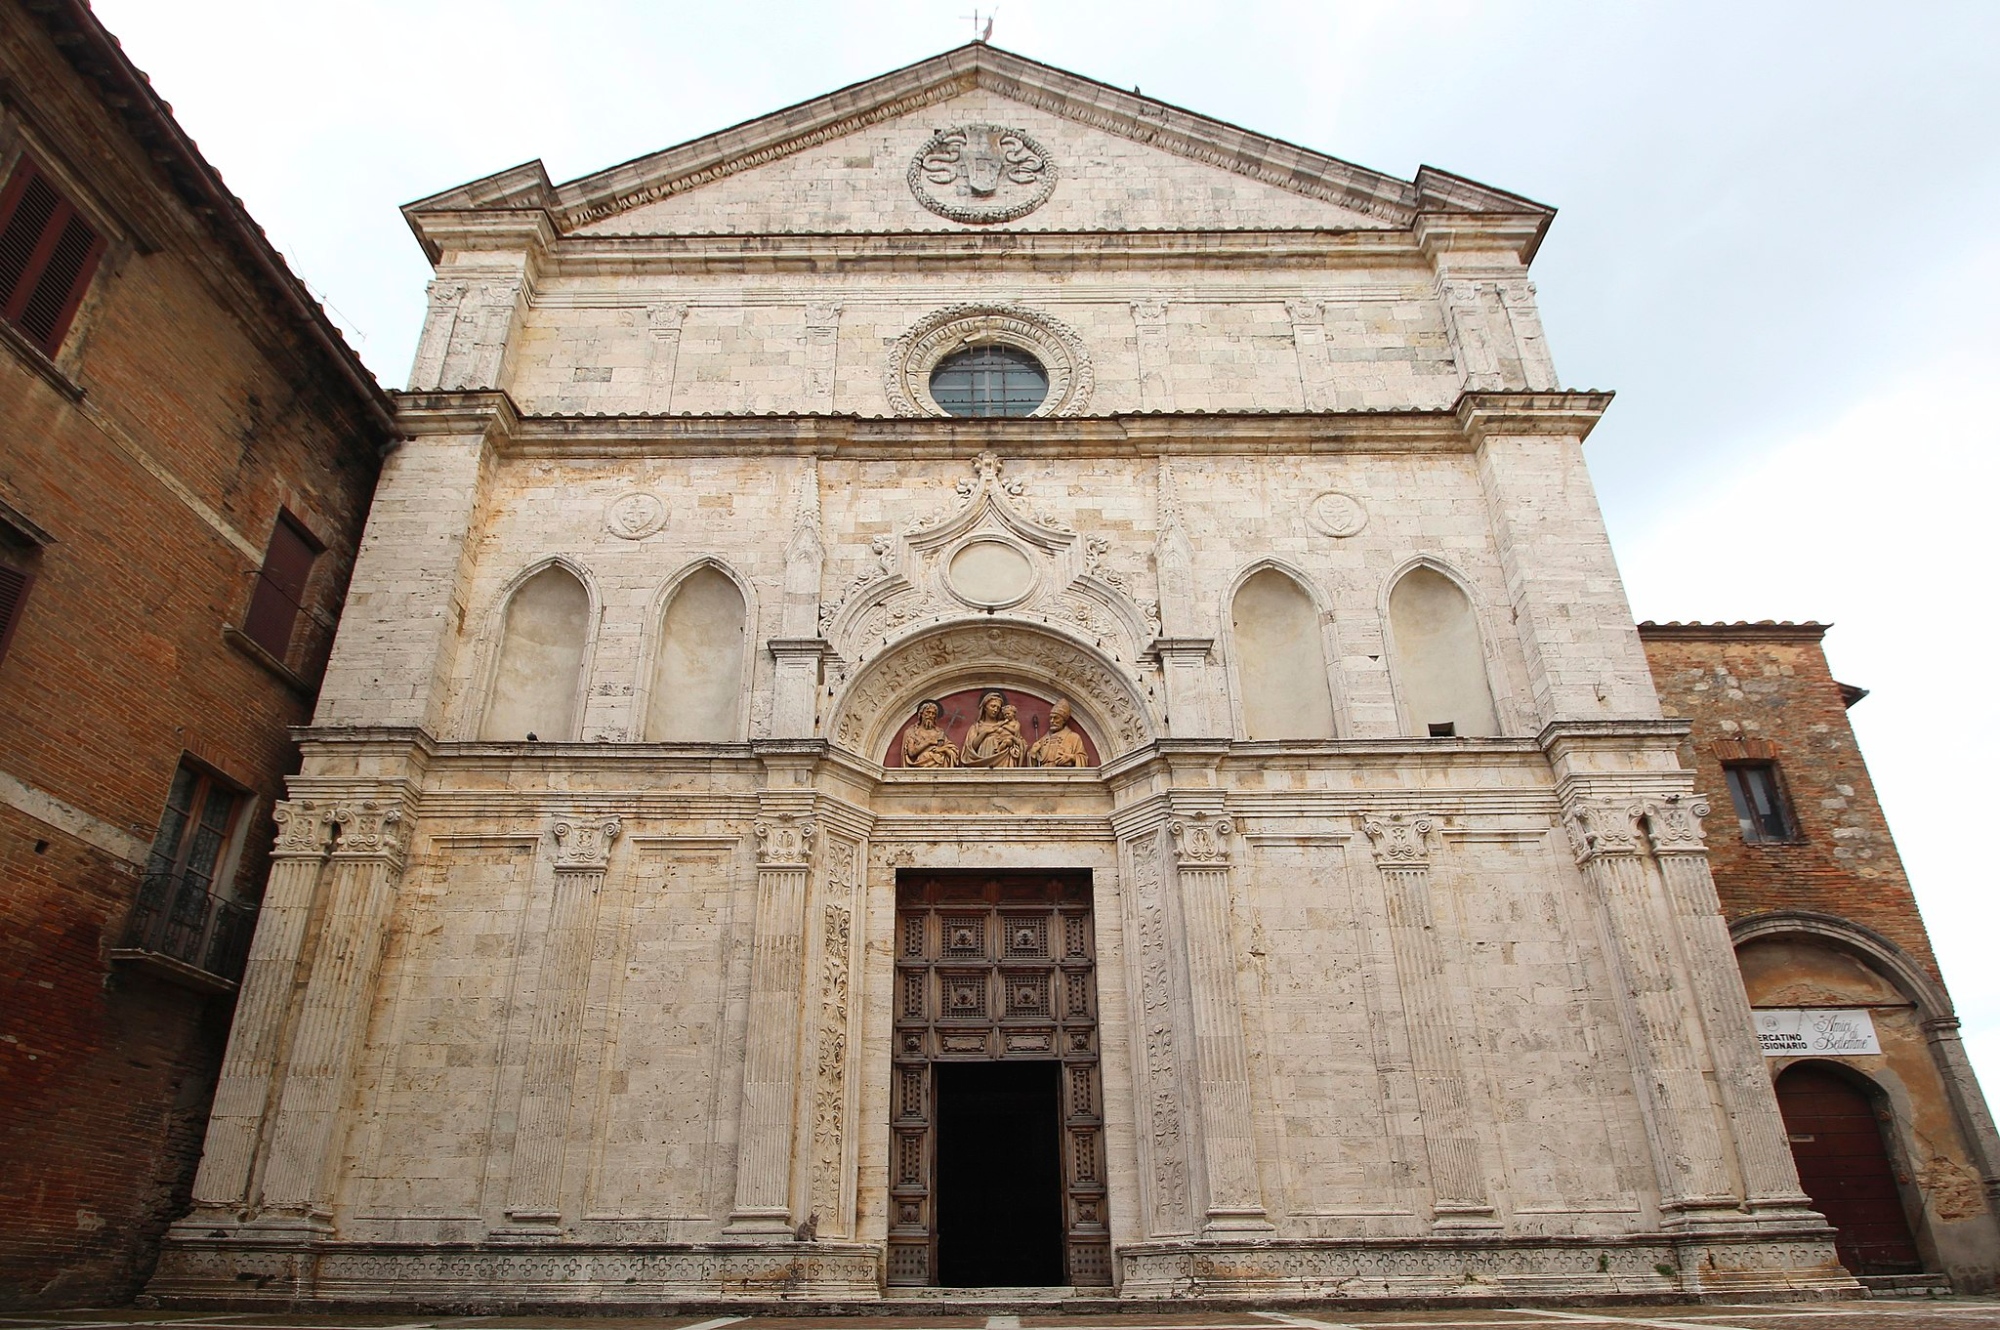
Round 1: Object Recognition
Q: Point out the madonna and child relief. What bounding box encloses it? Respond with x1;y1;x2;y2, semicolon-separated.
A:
893;690;1097;767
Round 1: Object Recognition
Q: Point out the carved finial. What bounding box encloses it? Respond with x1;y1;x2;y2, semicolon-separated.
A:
330;800;408;866
1169;811;1235;865
1639;795;1711;855
754;814;817;866
551;816;622;872
1362;814;1435;867
1561;799;1645;865
270;800;335;860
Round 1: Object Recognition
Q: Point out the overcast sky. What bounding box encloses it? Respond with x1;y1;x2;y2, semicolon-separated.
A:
91;2;2000;1089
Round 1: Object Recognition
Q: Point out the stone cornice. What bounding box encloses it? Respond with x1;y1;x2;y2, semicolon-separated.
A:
386;390;1617;459
1637;620;1830;644
541;226;1437;275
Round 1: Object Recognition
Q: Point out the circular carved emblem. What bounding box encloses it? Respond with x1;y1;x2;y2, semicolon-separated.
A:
908;123;1057;224
1305;491;1368;538
606;491;667;540
885;304;1093;418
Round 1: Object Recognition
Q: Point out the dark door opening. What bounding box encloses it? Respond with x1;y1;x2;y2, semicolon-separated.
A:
1775;1062;1924;1275
935;1060;1065;1286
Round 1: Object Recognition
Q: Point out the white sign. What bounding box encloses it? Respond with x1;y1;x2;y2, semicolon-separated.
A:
1754;1008;1880;1057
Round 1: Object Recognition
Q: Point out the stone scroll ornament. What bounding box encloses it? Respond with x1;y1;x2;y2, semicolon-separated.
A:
908;123;1057;223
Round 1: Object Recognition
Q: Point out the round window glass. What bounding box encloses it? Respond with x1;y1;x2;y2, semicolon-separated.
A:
928;345;1049;417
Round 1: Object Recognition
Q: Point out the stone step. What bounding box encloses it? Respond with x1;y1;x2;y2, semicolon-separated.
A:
1859;1272;1954;1297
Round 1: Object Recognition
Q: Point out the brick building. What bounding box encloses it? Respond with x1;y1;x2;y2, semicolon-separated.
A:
1642;621;2000;1291
0;0;395;1307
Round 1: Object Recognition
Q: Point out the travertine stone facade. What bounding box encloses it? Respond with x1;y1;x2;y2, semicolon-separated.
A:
156;45;1852;1303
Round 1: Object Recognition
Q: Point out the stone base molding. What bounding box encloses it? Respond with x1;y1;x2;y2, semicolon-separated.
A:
149;1231;1855;1307
147;1237;883;1307
1114;1232;1856;1300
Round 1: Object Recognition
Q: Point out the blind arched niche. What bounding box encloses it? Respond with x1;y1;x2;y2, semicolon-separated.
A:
481;564;590;741
645;566;748;741
1388;565;1499;738
1230;567;1336;740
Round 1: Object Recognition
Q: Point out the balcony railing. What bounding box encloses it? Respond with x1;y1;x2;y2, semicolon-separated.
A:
112;872;257;993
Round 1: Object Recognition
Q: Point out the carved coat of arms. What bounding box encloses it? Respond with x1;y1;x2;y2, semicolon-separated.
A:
908;123;1057;223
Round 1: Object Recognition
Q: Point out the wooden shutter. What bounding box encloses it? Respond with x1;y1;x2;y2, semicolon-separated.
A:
0;158;105;357
243;513;321;659
0;562;34;668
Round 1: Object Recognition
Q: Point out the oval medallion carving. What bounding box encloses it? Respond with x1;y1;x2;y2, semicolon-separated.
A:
606;491;668;540
1305;490;1368;538
908;123;1057;224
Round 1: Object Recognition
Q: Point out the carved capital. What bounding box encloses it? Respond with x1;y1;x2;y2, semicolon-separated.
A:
551;816;622;873
1131;298;1168;324
754;815;816;867
270;799;336;861
1640;796;1710;855
329;800;409;867
647;302;689;334
1169;812;1235;865
1285;298;1325;324
1562;798;1645;864
425;279;468;308
1362;814;1435;867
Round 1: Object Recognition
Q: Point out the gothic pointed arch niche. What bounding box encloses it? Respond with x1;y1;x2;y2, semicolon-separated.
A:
1225;561;1337;740
1383;558;1501;739
479;558;595;741
828;619;1155;764
641;559;754;742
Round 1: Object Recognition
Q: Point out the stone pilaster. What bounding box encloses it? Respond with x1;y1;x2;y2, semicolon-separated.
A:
1168;809;1272;1234
1132;299;1172;407
772;465;828;737
1361;814;1497;1227
804;832;860;1236
187;800;336;1217
646;302;688;411
804;302;841;409
1497;279;1558;390
502;816;621;1229
440;277;526;391
1120;822;1194;1237
1440;280;1504;392
1923;1014;2000;1210
1286;298;1337;410
725;809;815;1235
1152;461;1220;737
1641;797;1816;1216
254;799;412;1230
1565;796;1739;1221
407;279;467;390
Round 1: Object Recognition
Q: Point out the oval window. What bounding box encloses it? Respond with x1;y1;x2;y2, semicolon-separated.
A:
929;345;1049;417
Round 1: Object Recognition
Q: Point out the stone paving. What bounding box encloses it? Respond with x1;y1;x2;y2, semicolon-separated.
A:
6;1301;2000;1330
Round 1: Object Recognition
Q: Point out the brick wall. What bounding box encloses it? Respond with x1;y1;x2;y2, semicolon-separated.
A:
1637;622;1940;980
0;1;389;1306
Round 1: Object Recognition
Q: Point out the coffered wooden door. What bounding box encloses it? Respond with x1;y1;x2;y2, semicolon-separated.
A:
888;870;1110;1286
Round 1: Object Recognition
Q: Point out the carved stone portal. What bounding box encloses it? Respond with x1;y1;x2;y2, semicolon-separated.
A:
889;870;1108;1287
885;687;1100;768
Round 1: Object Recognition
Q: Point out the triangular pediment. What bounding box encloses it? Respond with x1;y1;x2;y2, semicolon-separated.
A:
404;44;1551;249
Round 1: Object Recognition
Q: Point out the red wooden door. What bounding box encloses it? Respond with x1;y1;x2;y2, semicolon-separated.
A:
1775;1063;1923;1274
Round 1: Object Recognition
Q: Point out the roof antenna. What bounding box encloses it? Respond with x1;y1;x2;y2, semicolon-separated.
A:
963;7;993;42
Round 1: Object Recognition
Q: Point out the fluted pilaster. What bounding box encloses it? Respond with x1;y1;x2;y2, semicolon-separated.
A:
1642;798;1813;1213
503;816;621;1226
1169;810;1271;1233
1362;814;1496;1226
1566;796;1736;1217
725;810;814;1234
256;799;411;1224
189;800;336;1214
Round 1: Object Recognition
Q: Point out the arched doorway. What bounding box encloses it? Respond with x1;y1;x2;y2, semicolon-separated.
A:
1774;1062;1922;1274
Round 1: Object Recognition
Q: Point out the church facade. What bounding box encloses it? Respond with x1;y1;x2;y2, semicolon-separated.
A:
154;46;1858;1303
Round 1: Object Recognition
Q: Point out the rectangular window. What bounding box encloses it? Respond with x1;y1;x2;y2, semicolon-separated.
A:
122;759;257;980
1725;761;1796;842
0;560;33;669
0;157;105;356
243;511;322;660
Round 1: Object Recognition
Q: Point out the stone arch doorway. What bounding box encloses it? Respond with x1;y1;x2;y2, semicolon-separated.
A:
1775;1061;1923;1275
888;869;1110;1288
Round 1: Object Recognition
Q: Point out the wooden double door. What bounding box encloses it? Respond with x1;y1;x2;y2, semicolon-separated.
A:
889;870;1110;1286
